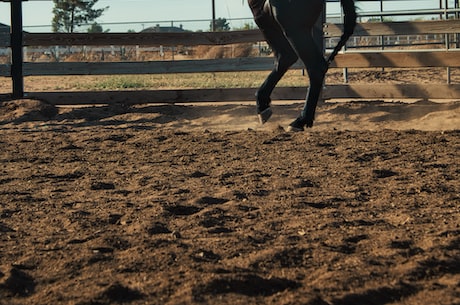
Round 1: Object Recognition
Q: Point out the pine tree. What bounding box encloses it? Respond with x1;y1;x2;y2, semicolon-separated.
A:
52;0;108;33
210;18;230;32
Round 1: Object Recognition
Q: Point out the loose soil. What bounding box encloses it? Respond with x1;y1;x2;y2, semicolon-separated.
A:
0;98;459;305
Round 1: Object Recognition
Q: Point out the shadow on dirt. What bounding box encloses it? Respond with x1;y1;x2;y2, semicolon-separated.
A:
0;267;36;298
1;98;459;131
332;283;419;305
194;274;300;298
328;100;460;123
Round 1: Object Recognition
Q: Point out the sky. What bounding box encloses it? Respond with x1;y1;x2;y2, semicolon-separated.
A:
0;0;456;33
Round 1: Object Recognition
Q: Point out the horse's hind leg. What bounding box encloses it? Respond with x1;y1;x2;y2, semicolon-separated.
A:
253;8;298;123
271;0;326;130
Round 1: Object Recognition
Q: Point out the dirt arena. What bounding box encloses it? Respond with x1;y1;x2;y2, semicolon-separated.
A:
0;97;459;304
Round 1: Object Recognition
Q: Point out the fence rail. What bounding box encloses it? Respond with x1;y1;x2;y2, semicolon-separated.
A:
1;19;459;48
23;84;460;107
0;51;454;77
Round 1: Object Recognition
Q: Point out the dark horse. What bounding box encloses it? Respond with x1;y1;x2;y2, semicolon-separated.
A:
248;0;357;131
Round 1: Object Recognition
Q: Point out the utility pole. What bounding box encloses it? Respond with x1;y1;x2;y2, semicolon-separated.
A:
211;0;216;31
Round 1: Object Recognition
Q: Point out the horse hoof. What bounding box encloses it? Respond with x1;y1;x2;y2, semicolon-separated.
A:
258;107;273;124
287;125;304;132
287;117;306;132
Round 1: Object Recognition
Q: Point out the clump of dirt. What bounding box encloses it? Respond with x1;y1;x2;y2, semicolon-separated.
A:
0;99;58;123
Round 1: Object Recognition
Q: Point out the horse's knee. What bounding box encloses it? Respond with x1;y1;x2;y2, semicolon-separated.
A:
254;15;298;71
307;62;327;84
282;50;298;66
276;51;298;72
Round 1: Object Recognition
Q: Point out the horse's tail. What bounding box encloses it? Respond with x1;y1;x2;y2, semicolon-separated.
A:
327;0;357;65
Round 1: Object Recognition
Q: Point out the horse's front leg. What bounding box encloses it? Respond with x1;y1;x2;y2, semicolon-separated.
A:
253;12;298;124
294;64;326;129
280;30;327;131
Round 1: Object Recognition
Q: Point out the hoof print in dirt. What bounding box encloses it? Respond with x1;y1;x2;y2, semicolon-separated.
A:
332;283;419;305
195;196;229;206
0;223;16;233
163;205;202;216
88;247;115;264
191;250;221;263
255;248;311;269
108;213;123;225
296;179;319;188
390;240;424;256
322;241;357;255
147;222;172;235
90;247;114;254
390;240;414;249
195;274;300;298
208;226;233;234
233;191;249;200
189;171;208;178
304;202;329;209
0;267;36;297
344;234;368;244
373;169;398;178
263;133;292;145
83;283;145;305
251;189;269;197
237;204;259;212
90;182;116;190
104;236;131;251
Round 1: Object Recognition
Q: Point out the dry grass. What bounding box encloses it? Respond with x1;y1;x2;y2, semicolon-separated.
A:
0;68;459;94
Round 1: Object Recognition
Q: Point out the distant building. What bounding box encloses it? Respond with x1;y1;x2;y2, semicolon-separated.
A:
326;17;342;24
0;23;10;33
141;24;189;33
0;23;9;55
1;23;9;48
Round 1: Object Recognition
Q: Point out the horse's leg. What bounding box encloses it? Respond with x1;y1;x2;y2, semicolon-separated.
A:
270;0;326;130
253;4;298;123
288;40;327;130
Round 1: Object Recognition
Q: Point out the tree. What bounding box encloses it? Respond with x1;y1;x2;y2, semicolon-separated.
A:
87;22;108;33
52;0;108;33
210;18;230;32
233;22;256;31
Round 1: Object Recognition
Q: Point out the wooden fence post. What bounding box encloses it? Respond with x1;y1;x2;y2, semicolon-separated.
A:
10;0;25;99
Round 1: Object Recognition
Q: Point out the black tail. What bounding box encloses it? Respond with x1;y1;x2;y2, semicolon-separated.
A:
327;0;357;65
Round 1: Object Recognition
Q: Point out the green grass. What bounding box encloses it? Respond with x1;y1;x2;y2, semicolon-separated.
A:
75;71;309;91
86;76;154;90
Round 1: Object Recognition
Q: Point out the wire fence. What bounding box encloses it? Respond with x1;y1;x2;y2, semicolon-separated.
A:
1;0;459;33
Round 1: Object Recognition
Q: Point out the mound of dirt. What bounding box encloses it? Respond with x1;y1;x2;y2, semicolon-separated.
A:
0;99;58;124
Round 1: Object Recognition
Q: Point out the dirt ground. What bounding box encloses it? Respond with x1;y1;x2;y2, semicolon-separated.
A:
0;97;459;305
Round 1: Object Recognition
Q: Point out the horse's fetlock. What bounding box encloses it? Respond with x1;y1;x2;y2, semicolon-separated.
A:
256;91;272;113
